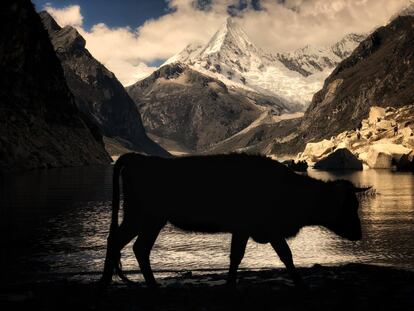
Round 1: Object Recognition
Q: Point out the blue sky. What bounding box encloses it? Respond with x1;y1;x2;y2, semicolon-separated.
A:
33;0;171;30
33;0;263;30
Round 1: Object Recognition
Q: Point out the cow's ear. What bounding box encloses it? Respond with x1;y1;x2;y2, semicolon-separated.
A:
353;187;372;193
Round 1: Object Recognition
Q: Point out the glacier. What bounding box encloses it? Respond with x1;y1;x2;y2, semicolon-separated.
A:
162;18;365;111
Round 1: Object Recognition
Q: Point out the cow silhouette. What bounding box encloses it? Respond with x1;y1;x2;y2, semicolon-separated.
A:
100;153;366;288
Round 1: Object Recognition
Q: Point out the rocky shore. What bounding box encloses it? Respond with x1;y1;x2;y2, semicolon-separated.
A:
297;105;414;171
1;264;413;310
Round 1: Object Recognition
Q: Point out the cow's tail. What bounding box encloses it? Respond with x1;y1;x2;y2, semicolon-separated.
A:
100;154;134;288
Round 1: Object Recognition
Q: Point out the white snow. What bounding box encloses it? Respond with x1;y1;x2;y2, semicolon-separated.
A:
161;18;365;111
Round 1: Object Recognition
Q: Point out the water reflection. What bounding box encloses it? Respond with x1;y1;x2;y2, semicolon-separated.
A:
1;166;413;282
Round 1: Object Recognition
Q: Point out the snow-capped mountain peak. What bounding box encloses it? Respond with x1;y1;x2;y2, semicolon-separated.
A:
276;33;366;77
162;19;365;110
163;43;203;66
201;17;258;56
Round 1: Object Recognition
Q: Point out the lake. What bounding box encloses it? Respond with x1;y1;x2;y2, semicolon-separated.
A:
1;165;413;283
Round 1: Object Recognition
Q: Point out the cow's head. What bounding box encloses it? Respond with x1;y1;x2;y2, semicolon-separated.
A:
324;180;368;241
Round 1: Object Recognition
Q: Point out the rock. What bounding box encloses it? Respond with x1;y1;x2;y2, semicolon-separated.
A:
127;63;267;151
39;11;169;157
0;0;111;172
299;139;335;162
366;144;412;169
314;148;363;171
376;120;394;131
336;139;352;150
368;107;387;126
275;15;414;156
282;160;308;172
396;154;414;172
366;151;393;169
289;105;414;168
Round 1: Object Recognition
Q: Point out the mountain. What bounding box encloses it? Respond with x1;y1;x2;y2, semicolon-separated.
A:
301;15;414;142
202;112;303;155
39;11;169;157
268;14;414;157
164;18;365;109
127;63;268;152
392;0;414;19
0;0;111;172
276;34;366;77
128;18;364;153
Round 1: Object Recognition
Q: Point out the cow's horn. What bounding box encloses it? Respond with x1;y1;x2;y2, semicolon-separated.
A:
353;186;372;193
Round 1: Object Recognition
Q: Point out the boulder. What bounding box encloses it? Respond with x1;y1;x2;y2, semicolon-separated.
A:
401;127;414;147
367;151;393;169
366;144;412;169
368;107;386;125
376;120;394;131
314;148;363;171
396;154;414;172
299;139;335;162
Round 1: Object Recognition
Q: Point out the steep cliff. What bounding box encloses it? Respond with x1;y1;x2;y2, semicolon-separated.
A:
39;11;169;157
0;0;111;171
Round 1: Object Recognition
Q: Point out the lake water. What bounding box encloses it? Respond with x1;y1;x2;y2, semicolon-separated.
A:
1;165;414;283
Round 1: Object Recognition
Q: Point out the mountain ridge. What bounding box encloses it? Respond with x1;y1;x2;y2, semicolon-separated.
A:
127;63;273;151
161;18;365;109
0;0;111;171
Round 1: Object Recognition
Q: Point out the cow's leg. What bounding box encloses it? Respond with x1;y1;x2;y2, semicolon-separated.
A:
101;222;137;286
227;233;249;285
271;239;303;288
133;225;162;287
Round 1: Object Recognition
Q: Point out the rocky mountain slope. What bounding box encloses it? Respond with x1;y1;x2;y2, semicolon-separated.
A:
164;18;364;109
0;0;111;172
39;11;169;157
127;63;267;152
203;112;303;155
268;14;414;158
301;14;414;143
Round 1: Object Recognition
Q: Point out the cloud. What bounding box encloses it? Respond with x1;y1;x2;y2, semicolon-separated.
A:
44;0;411;86
44;3;83;27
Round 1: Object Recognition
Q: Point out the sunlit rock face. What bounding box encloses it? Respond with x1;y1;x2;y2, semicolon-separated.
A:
0;0;111;172
297;106;414;169
39;11;169;157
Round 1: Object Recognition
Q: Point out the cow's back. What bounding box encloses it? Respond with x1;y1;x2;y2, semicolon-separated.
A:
119;154;322;239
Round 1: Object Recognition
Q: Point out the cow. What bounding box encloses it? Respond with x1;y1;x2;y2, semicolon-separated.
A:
100;153;367;288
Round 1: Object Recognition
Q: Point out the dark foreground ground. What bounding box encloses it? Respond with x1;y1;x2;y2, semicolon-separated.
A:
1;264;413;311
